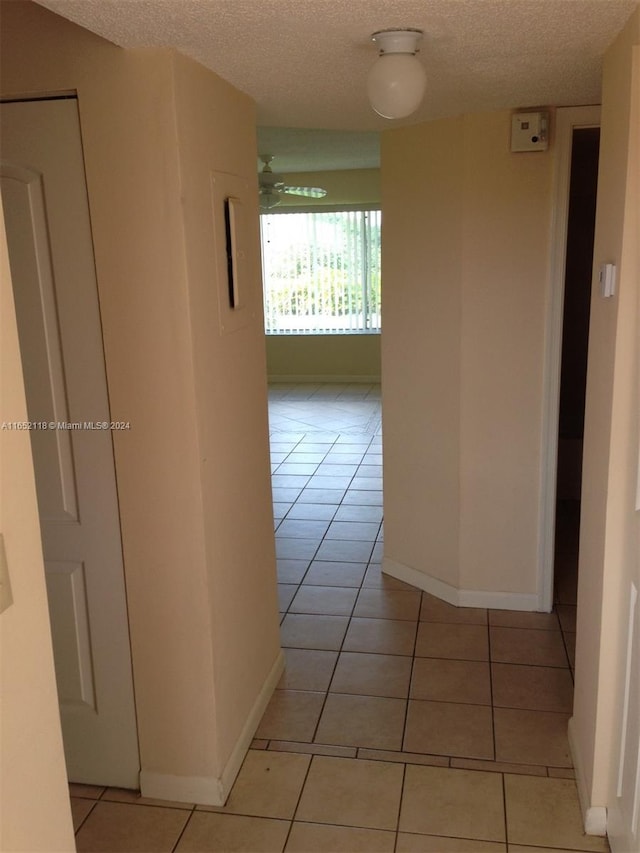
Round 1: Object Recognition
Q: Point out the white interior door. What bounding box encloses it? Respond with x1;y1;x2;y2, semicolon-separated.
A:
1;98;139;787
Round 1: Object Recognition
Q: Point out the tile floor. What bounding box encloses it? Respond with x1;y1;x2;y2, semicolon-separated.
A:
70;383;604;852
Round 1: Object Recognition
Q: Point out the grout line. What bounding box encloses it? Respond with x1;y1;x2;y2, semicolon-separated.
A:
399;601;421;753
264;740;565;776
396;761;407;840
169;805;197;853
284;752;316;849
72;798;99;836
488;619;498;762
501;771;509;851
558;620;576;684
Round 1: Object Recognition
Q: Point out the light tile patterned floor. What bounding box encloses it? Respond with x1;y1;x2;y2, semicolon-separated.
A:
70;383;602;852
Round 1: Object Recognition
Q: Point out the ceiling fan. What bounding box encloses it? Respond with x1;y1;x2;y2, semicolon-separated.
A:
258;155;327;210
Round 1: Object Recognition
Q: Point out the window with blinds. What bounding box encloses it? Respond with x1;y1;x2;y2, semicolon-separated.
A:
260;209;381;334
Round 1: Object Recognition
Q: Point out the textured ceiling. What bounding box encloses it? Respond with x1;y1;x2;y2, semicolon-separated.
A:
35;0;638;170
256;128;380;173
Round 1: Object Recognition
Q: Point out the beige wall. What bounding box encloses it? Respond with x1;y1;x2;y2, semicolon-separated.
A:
382;111;553;607
0;1;280;804
276;168;380;208
172;52;281;777
459;113;551;594
571;6;640;827
267;333;380;381
0;208;75;851
381;116;463;587
265;167;381;381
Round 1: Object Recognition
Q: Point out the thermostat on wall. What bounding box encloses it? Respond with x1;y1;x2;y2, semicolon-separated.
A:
511;111;549;152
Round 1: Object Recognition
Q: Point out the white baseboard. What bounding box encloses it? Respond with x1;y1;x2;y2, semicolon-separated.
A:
140;650;285;806
568;716;608;836
140;769;225;806
218;649;285;800
268;374;380;384
382;557;541;612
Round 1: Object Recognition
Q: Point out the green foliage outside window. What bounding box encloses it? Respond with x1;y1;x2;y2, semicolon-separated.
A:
260;209;381;334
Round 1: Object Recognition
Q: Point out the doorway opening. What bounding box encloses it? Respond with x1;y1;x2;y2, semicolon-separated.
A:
553;127;600;635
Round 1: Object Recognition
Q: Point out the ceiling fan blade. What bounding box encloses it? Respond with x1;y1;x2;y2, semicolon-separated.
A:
282;186;327;198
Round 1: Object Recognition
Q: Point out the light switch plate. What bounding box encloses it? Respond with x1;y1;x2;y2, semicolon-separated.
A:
599;263;616;298
0;533;14;614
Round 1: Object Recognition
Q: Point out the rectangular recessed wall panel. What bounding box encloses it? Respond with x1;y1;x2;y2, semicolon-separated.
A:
615;581;639;839
45;561;96;710
1;170;79;523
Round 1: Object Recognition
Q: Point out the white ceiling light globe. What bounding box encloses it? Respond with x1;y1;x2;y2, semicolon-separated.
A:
367;53;427;119
367;28;426;120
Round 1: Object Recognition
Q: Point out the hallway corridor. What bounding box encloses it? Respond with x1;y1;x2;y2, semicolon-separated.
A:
69;383;607;852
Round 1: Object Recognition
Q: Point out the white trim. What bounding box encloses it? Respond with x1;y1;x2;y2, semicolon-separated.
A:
140;650;285;806
384;558;459;605
139;770;225;806
538;105;601;612
458;587;541;612
268;374;380;384
568;716;609;836
383;557;540;612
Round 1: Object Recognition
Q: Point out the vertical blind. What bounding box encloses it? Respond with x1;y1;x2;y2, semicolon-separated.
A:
260;209;381;334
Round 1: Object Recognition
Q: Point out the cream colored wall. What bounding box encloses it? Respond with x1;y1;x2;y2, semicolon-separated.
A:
381;117;463;587
267;333;380;381
0;208;75;851
459;113;552;594
571;6;640;821
265;167;381;381
172;52;281;775
87;48;222;791
382;111;553;606
0;1;280;803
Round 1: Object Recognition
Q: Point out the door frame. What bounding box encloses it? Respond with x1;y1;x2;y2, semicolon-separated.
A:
538;104;601;612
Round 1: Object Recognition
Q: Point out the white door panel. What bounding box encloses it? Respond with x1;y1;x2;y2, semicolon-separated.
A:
45;561;96;710
2;165;80;523
609;577;640;852
1;98;139;787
